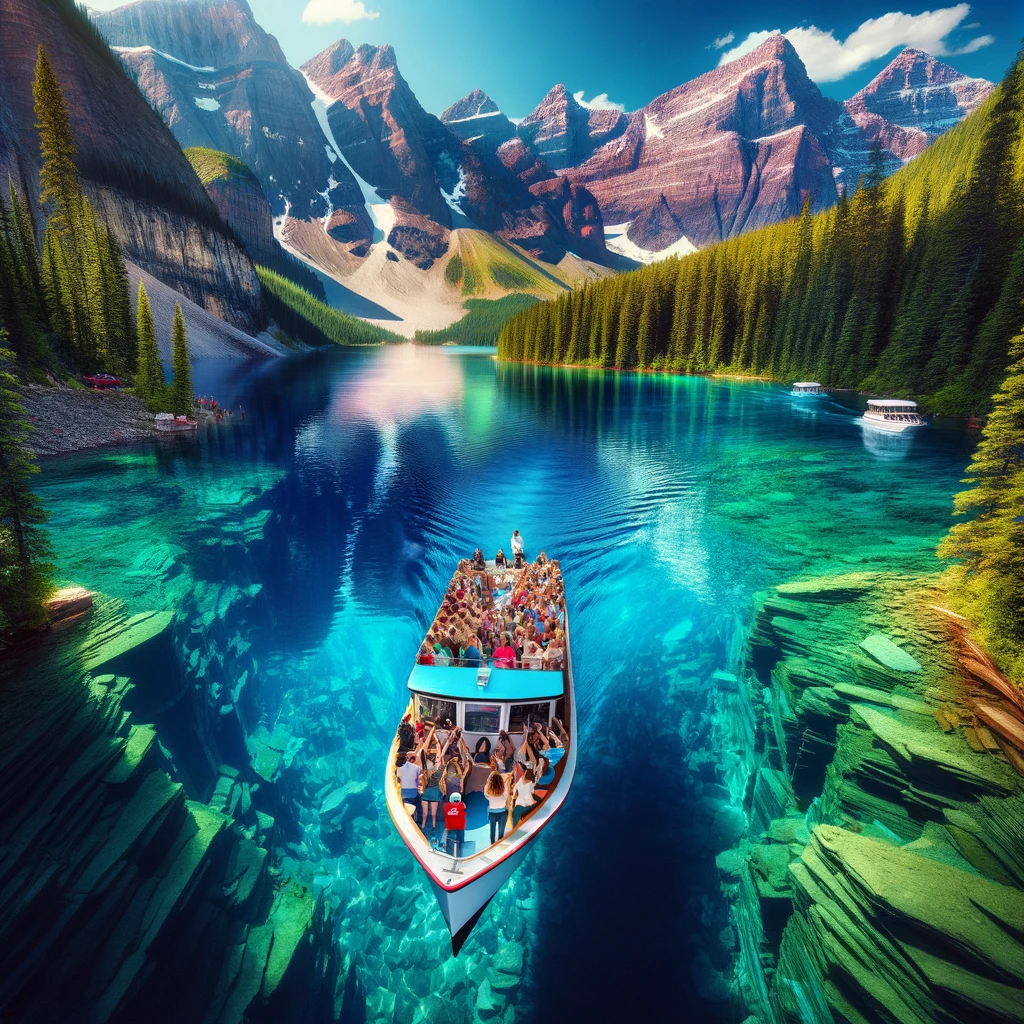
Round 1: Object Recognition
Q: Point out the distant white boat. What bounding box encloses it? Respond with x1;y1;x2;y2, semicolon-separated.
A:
790;381;825;396
862;399;925;432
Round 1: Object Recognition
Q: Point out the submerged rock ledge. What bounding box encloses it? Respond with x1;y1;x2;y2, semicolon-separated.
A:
722;571;1024;1022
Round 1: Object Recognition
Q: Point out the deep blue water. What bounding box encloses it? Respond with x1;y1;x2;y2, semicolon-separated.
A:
36;345;974;1021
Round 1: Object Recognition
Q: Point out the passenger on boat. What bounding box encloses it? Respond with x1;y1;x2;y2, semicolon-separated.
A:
537;550;548;566
462;636;483;668
443;792;466;856
522;638;544;670
471;548;486;569
495;548;507;567
485;772;510;843
543;631;565;670
433;642;452;667
534;756;554;800
420;751;445;834
417;642;435;666
493;632;517;669
441;756;470;800
472;736;493;764
397;752;422;816
495;730;516;773
512;770;537;827
442;727;469;763
511;529;525;563
398;714;416;751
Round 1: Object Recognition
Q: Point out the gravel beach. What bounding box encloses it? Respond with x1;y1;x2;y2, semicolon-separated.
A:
21;384;158;457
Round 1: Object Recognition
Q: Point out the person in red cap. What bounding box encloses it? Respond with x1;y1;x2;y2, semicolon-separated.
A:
443;792;466;855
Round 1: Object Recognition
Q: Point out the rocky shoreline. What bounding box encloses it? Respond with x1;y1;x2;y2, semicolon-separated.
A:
719;571;1024;1022
21;384;158;457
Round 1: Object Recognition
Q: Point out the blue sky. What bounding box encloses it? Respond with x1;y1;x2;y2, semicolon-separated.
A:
95;1;1023;117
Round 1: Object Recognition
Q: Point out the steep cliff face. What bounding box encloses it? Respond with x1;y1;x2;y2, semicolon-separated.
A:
844;47;994;165
186;147;276;261
0;0;265;331
94;0;372;251
566;36;842;250
517;84;628;170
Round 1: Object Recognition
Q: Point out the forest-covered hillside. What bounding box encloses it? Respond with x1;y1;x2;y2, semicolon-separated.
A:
498;52;1024;416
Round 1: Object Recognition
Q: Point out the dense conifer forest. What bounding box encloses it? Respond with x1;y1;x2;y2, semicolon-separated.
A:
414;294;540;346
498;52;1024;417
256;267;404;347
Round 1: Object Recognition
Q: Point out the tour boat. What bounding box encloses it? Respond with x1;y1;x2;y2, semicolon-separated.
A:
861;399;926;432
790;381;825;396
154;413;198;432
385;557;576;953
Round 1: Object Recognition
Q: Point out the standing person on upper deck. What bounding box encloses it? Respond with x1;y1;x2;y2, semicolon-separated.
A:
511;530;525;566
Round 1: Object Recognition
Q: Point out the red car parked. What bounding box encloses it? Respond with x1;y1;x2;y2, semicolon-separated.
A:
82;373;122;390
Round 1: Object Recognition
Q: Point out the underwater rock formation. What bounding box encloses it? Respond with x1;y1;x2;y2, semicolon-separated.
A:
720;571;1024;1022
0;600;351;1024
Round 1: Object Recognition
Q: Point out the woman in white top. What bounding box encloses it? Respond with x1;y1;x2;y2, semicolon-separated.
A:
512;769;537;828
485;771;509;844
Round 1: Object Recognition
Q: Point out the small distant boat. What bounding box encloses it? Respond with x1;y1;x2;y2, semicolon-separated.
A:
790;381;825;396
862;399;926;432
154;413;198;432
386;555;576;953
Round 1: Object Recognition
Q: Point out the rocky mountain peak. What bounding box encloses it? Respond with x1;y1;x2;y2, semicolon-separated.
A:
843;47;992;161
94;0;286;69
441;90;515;147
518;82;627;171
441;89;501;123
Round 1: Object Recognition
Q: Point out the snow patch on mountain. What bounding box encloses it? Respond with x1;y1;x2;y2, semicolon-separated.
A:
605;222;697;264
302;71;395;244
112;44;216;73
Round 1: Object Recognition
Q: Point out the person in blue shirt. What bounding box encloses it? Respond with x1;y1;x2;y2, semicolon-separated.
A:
462;636;483;667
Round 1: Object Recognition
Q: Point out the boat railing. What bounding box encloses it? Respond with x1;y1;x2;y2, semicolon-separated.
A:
419;653;565;671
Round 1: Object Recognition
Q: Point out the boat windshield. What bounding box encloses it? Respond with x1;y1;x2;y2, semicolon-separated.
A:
416;556;566;672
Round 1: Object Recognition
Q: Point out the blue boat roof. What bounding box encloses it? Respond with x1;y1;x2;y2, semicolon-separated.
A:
408;665;564;702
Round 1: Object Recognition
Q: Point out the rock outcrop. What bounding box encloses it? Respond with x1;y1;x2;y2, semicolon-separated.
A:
0;0;265;332
94;0;372;252
186;147;276;261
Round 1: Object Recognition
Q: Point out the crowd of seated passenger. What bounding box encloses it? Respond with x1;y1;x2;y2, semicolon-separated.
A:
415;532;567;671
394;713;569;855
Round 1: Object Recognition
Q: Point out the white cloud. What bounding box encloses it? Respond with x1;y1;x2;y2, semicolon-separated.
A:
302;0;380;25
719;4;994;83
707;32;736;50
573;90;626;112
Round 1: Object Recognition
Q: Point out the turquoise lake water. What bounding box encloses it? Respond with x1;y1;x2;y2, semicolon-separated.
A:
34;345;975;1020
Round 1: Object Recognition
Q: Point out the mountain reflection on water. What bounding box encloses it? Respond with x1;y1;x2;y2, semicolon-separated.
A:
33;347;973;1022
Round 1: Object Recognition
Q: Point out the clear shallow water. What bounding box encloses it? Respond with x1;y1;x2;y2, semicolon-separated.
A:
35;346;974;1021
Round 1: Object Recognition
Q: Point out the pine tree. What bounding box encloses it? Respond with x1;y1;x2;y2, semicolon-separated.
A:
939;331;1024;681
134;279;163;400
169;302;193;416
0;339;53;635
33;47;82;242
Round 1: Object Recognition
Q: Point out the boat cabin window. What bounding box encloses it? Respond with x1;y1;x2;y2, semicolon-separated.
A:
464;703;502;732
416;695;456;725
508;702;551;734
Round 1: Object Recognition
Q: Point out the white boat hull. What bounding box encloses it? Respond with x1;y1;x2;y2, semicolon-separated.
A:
862;414;925;433
430;846;530;941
